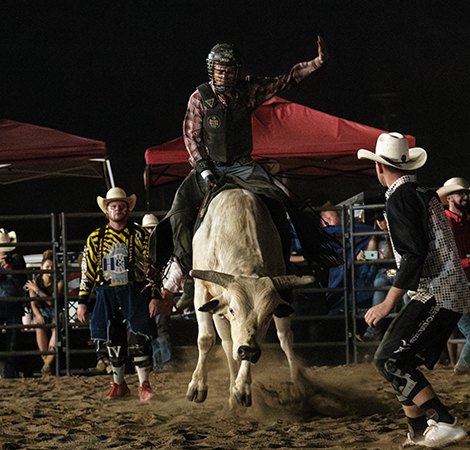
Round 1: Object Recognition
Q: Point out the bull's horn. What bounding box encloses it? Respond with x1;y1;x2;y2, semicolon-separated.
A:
272;275;315;291
190;269;234;288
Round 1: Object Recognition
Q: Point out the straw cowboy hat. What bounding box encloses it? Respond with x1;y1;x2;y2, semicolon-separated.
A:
357;132;427;170
141;213;159;229
437;177;470;205
0;228;17;252
97;187;136;214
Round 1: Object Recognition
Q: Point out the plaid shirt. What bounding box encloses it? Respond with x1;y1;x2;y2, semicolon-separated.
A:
183;57;324;166
385;175;470;313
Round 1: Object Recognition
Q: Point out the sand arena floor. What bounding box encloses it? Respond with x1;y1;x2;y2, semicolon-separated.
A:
1;346;469;449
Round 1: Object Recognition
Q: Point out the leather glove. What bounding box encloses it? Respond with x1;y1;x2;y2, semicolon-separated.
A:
201;169;217;186
196;159;218;188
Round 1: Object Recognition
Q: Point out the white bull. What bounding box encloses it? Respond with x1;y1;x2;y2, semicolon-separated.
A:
186;188;314;407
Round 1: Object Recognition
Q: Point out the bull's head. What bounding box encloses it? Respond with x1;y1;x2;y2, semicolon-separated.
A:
190;269;314;363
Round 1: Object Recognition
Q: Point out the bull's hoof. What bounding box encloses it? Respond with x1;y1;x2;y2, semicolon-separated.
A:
186;387;208;403
233;390;252;407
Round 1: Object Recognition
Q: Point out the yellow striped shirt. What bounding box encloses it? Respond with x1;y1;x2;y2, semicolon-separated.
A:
78;223;149;302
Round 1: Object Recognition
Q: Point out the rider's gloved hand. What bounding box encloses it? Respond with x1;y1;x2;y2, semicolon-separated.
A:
201;169;217;186
196;159;218;188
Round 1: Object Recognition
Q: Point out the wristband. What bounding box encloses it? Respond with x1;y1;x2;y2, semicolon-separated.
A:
201;169;213;180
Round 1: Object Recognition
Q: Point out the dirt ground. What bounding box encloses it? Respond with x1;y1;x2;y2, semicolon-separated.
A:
1;346;470;450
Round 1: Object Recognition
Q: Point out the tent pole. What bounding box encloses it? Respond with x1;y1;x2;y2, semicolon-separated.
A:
145;165;151;211
105;159;115;189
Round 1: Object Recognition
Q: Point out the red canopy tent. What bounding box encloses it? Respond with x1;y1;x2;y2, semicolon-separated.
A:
0;119;114;186
144;96;415;188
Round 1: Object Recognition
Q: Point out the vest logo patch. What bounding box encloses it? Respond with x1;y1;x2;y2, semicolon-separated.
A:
102;242;129;285
205;99;215;108
207;115;221;129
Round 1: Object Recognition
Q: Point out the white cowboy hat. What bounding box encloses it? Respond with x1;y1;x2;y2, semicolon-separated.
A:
357;132;427;170
141;213;159;228
437;177;470;205
97;187;136;214
0;228;17;252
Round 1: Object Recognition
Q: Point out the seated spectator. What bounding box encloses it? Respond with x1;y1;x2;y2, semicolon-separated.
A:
0;229;27;286
0;229;26;378
320;207;377;315
357;213;396;339
320;209;341;228
24;249;64;375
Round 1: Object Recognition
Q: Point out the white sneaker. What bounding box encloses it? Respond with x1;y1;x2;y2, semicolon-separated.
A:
419;418;466;448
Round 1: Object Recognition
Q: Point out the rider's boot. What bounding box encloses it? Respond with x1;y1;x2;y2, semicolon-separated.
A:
176;276;194;311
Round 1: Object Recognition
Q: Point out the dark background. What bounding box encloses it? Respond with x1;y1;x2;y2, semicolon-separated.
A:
1;0;470;215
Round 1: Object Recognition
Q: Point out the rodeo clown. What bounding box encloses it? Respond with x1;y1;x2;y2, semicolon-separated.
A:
77;188;159;402
358;133;470;448
152;36;336;310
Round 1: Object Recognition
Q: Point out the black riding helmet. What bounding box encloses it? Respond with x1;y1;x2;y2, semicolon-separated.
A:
206;43;243;92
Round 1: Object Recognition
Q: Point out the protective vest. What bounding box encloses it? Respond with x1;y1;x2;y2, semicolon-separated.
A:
197;82;253;164
96;222;136;285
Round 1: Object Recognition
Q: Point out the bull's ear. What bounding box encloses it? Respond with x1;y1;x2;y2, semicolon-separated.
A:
273;303;295;318
199;299;220;313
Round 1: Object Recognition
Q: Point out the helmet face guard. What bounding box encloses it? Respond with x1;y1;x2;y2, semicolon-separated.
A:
206;43;242;92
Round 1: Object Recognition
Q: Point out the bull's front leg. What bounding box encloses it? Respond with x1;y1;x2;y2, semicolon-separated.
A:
213;314;239;398
186;307;216;403
274;316;299;382
231;360;252;407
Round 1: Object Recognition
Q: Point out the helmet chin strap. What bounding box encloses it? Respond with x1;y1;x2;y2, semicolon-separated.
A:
211;76;235;94
213;83;233;94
